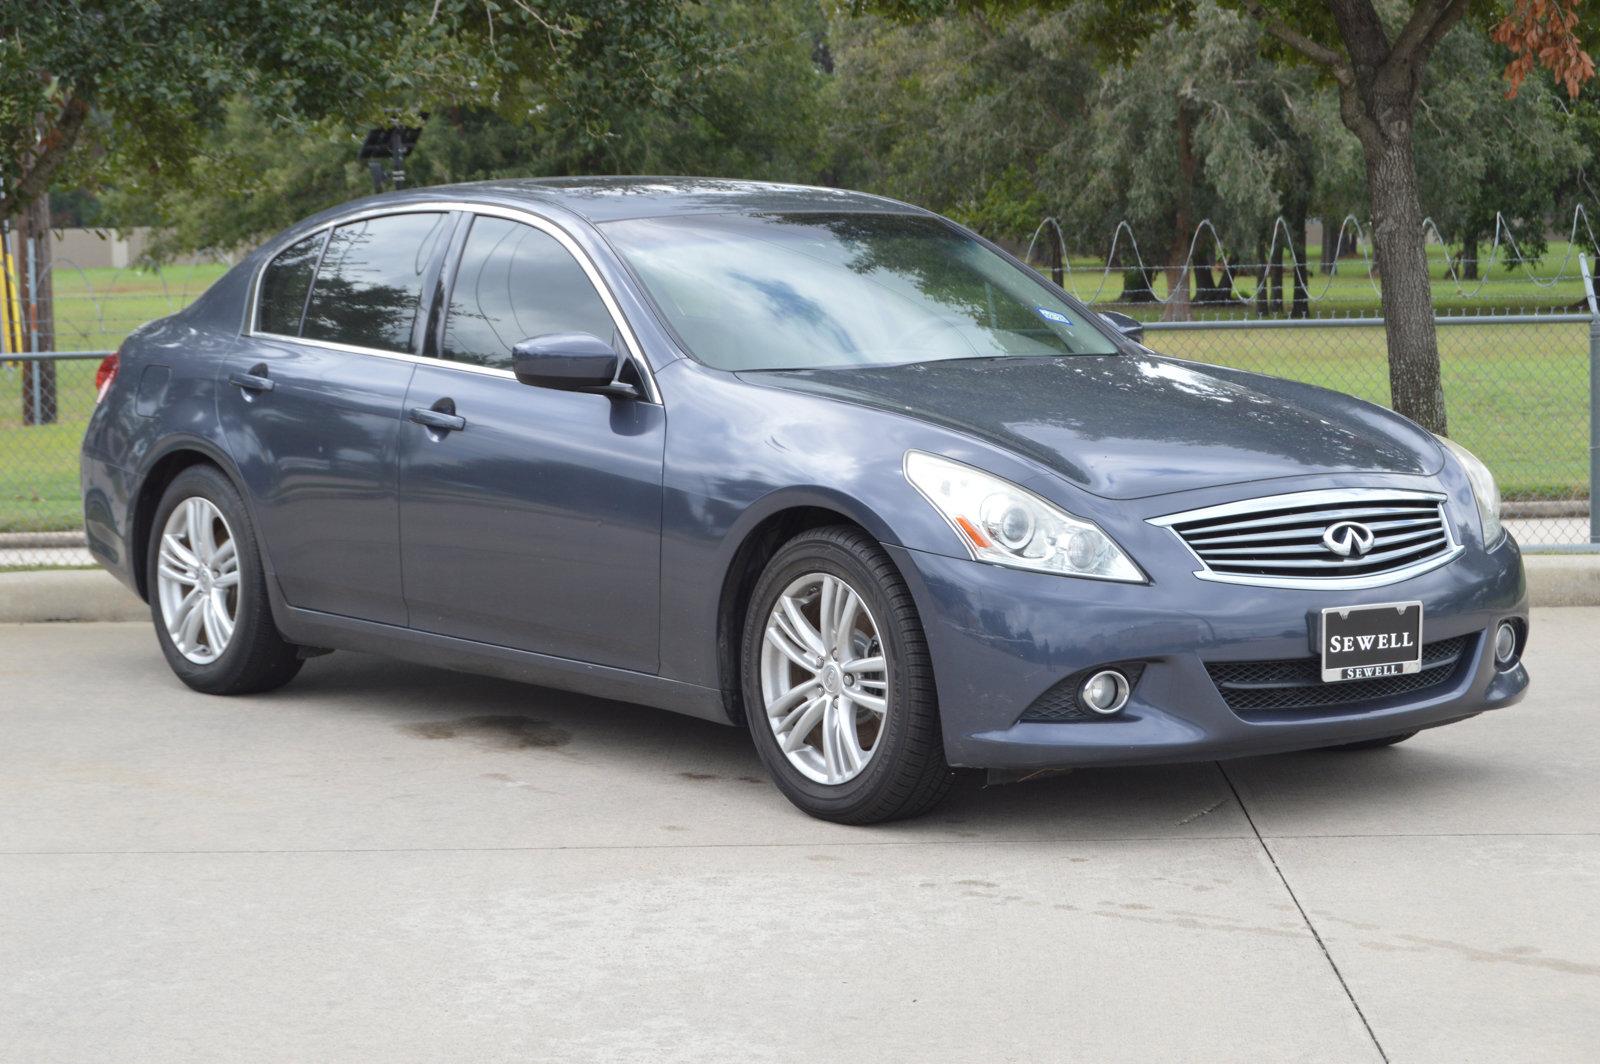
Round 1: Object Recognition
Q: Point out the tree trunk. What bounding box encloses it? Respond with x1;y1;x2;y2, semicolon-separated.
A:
1359;129;1446;432
1291;212;1310;319
1269;238;1285;314
1320;222;1337;276
1316;0;1462;434
15;193;56;426
1254;241;1270;316
1460;231;1479;281
1121;267;1156;304
1163;96;1198;322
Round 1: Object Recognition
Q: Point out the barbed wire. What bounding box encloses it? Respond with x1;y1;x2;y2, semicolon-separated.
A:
1024;205;1600;308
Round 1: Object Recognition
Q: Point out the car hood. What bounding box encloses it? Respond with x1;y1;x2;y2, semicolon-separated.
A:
743;355;1443;500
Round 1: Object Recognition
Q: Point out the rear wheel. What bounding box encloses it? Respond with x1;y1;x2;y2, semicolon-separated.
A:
1325;731;1417;751
147;465;302;695
741;525;953;823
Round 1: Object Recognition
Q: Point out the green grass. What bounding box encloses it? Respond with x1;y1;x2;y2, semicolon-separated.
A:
1;265;228;533
1144;321;1590;500
46;263;229;352
0;263;1590;539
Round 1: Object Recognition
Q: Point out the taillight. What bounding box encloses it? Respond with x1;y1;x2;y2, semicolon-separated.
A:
94;351;119;404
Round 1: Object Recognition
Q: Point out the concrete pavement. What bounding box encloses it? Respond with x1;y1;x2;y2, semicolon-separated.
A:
1;614;1596;1062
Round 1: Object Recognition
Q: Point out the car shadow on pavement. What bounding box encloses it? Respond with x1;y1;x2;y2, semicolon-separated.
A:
275;649;1519;837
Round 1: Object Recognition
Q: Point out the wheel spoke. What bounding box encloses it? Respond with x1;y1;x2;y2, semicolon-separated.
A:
779;696;827;753
778;596;826;657
821;699;863;781
200;597;222;651
208;589;235;643
845;689;887;716
765;621;817;673
766;676;821;719
177;590;206;651
161;534;199;576
843;654;884;675
187;499;215;563
818;577;838;652
212;537;237;571
167;588;202;643
832;584;861;659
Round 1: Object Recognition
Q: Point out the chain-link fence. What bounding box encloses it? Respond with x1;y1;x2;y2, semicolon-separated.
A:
0;253;1596;569
2;256;225;569
1139;314;1596;549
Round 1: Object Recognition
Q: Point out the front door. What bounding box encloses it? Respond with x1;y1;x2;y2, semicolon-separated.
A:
397;214;665;672
218;210;453;625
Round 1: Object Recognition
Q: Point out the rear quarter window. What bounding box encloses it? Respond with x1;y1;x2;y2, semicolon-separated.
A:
255;233;325;336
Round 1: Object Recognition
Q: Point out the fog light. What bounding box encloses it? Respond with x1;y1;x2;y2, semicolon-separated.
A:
1494;622;1519;667
1079;669;1131;715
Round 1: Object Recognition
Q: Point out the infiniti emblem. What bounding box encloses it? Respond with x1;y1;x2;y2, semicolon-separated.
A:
1322;520;1377;558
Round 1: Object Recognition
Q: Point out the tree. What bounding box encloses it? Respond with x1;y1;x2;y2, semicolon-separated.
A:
0;1;718;228
1412;29;1585;278
76;1;825;259
867;0;1598;434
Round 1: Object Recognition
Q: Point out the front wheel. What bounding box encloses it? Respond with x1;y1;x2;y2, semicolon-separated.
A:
741;526;953;823
147;464;303;695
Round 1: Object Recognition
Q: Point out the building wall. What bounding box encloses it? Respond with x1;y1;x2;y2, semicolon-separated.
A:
47;228;232;270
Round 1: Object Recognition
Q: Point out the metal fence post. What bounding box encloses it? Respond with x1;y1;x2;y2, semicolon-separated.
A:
1591;318;1600;544
1584;254;1600;544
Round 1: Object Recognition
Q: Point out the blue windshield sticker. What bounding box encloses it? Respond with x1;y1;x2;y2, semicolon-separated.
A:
1036;306;1073;325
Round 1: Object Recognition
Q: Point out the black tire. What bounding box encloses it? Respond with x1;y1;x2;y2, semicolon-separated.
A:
146;464;303;695
741;525;953;823
1325;731;1417;751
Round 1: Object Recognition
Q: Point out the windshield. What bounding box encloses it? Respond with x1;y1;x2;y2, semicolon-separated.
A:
601;212;1119;371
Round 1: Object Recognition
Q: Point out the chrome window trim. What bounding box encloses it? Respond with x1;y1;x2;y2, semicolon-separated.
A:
1149;487;1464;591
245;200;661;404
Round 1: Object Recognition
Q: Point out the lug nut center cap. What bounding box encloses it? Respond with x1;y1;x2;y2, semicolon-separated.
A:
820;663;842;696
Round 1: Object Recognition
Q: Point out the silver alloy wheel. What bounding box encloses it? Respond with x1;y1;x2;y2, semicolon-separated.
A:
156;497;240;665
759;572;890;785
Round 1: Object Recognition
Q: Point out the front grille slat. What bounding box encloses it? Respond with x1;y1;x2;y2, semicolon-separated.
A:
1156;490;1455;585
1197;536;1447;571
1183;515;1440;545
1196;525;1443;557
1177;504;1439;538
1207;635;1472;716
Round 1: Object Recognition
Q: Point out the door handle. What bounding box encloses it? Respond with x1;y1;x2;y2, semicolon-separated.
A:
408;403;466;434
228;364;274;394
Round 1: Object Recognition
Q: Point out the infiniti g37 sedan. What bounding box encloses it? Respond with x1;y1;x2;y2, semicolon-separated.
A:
81;178;1529;823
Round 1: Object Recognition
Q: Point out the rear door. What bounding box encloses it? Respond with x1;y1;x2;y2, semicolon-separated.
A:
397;211;665;672
218;210;454;625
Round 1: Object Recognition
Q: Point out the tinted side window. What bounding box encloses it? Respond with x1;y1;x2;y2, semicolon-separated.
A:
302;212;449;352
256;233;324;336
441;216;617;370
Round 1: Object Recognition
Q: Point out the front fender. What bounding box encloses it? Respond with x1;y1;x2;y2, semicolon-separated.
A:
654;359;1052;690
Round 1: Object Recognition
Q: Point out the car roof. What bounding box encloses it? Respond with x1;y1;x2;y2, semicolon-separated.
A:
400;176;925;224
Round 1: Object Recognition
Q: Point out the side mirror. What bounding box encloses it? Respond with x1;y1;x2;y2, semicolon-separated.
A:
1099;310;1145;345
511;333;638;398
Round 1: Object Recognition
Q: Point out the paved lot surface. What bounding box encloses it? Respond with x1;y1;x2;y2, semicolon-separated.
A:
2;613;1597;1063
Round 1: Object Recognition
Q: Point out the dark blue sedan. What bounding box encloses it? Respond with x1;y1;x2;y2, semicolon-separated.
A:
81;178;1528;822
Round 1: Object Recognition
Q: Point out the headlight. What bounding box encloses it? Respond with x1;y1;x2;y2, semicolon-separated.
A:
904;451;1145;582
1435;435;1502;545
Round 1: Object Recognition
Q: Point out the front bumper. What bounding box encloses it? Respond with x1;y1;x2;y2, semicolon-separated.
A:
888;533;1529;770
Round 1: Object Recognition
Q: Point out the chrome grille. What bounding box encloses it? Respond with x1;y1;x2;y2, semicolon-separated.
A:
1152;489;1459;587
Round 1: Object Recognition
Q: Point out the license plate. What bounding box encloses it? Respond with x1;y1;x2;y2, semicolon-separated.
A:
1319;601;1423;682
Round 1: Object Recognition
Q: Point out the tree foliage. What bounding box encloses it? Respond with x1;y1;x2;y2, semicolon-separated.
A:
85;0;826;255
0;0;720;224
